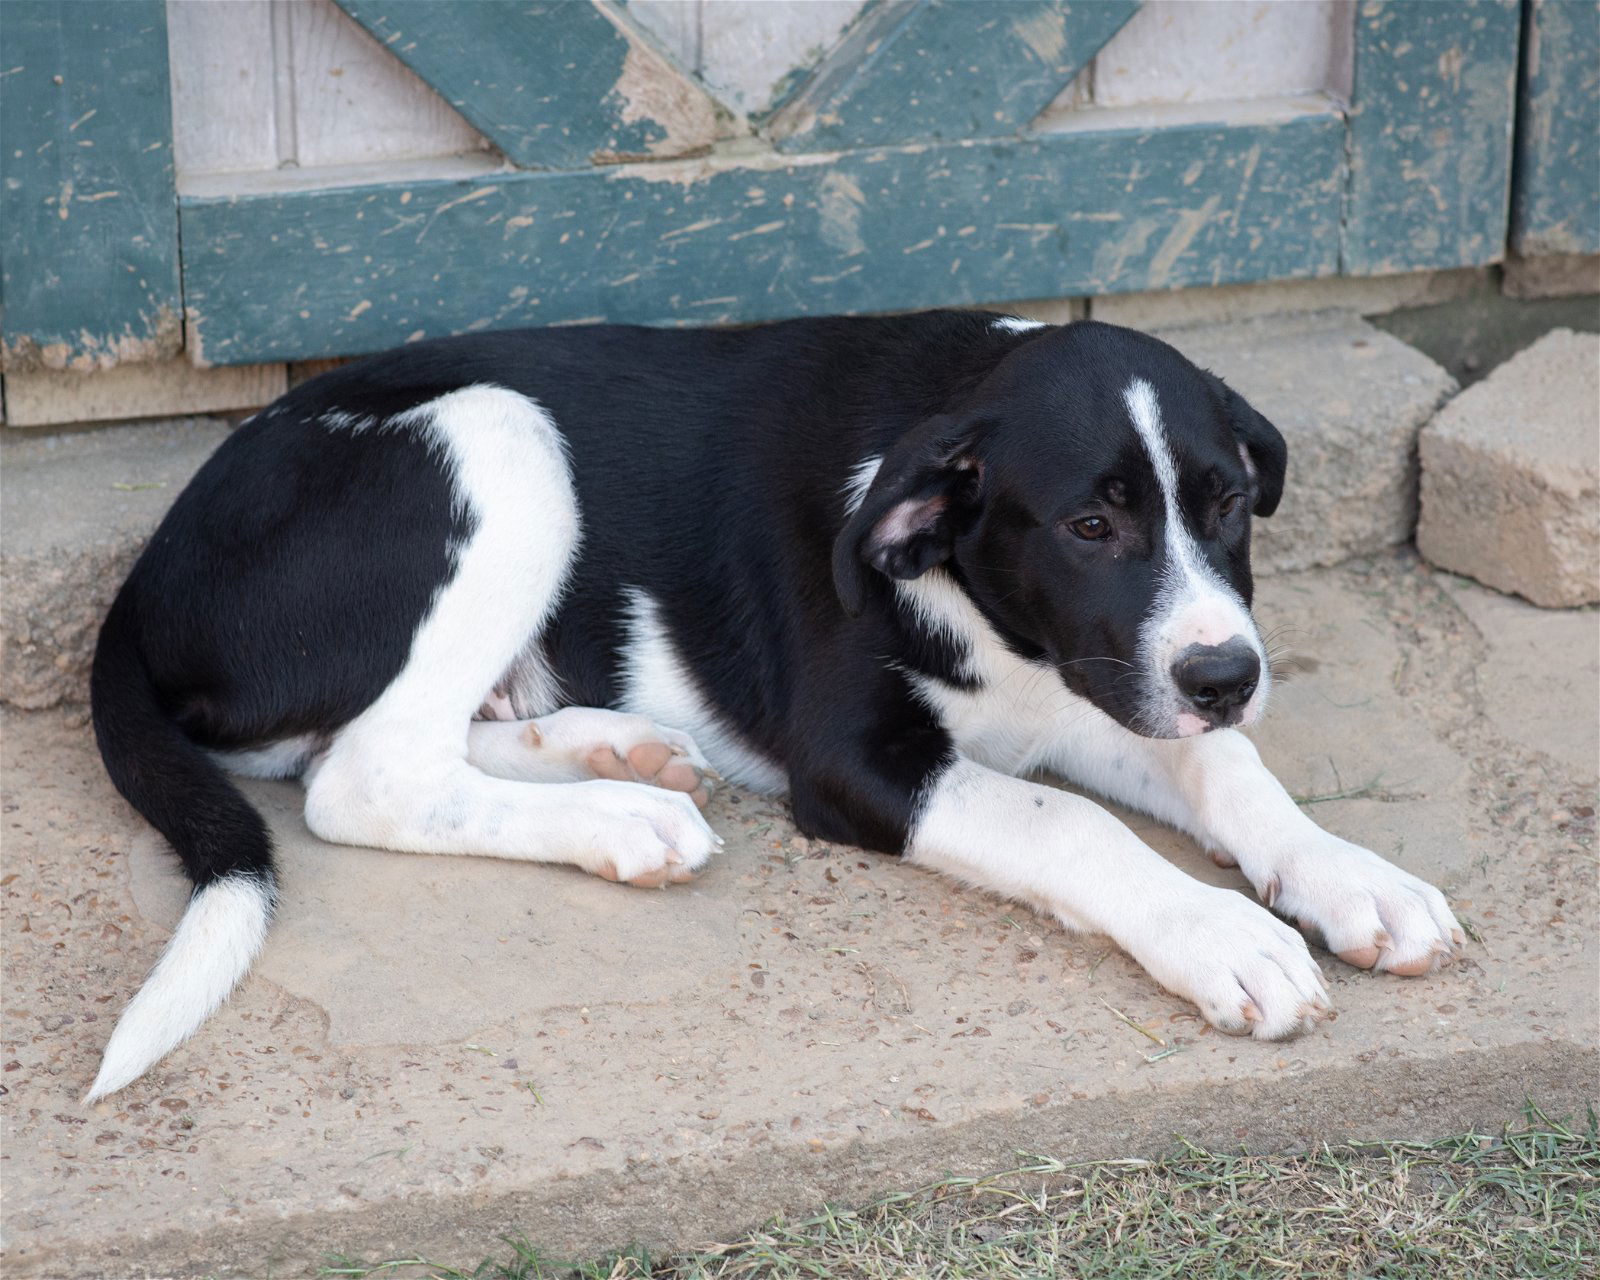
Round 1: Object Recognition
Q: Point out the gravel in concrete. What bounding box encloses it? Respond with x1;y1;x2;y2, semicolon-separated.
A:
1418;328;1599;607
0;419;233;709
1156;314;1457;574
3;557;1594;1280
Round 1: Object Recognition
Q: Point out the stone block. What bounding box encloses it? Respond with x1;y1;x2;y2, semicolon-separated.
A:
1501;253;1600;301
1156;314;1457;573
0;418;232;708
1418;328;1599;607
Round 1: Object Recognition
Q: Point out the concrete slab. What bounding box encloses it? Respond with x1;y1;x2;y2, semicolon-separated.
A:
0;418;234;709
1155;314;1457;575
3;556;1594;1280
1418;328;1600;608
1441;579;1599;782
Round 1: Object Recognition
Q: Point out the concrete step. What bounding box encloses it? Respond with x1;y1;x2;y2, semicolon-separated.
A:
0;315;1456;711
1;418;233;709
3;558;1594;1279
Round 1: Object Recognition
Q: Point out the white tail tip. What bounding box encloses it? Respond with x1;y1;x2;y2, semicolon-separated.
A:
84;874;273;1103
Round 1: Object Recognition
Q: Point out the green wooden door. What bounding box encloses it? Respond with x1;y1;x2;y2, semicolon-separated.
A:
4;0;1588;373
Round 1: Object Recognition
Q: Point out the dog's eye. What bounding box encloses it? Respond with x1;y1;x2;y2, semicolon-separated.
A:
1219;493;1245;517
1066;516;1111;541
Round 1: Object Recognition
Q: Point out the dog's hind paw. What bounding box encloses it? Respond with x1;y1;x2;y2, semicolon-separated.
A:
512;706;717;808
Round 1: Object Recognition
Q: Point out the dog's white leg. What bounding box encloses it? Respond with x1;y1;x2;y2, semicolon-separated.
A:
909;758;1330;1039
302;385;720;887
466;707;713;807
1039;715;1462;976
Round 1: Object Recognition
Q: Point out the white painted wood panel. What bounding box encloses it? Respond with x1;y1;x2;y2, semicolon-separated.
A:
630;0;865;116
166;0;280;174
628;0;701;74
168;0;491;179
286;0;490;167
1058;0;1354;114
699;0;864;114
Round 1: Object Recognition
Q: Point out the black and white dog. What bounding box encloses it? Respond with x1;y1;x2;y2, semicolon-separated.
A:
85;312;1461;1101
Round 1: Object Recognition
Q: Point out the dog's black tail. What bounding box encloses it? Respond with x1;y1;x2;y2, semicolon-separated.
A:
85;587;277;1102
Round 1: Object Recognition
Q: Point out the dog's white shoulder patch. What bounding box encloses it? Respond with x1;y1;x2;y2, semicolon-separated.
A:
992;316;1047;334
616;587;788;794
841;455;883;516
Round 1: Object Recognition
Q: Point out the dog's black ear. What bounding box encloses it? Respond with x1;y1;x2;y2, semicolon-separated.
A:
1222;384;1287;517
833;414;982;616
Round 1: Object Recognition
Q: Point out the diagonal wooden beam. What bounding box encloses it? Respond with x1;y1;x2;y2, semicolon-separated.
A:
332;0;727;171
767;0;1140;151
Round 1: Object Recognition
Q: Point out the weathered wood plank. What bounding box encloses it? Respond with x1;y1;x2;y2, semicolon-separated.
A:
1513;0;1600;256
3;359;286;428
179;112;1345;365
331;0;724;169
1343;0;1521;275
769;0;1140;149
0;1;181;370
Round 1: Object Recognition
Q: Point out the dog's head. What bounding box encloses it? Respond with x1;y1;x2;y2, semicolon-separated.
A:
834;319;1287;738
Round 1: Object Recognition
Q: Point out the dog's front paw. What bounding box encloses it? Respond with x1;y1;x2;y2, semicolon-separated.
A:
577;783;723;888
1126;887;1333;1040
1264;836;1463;976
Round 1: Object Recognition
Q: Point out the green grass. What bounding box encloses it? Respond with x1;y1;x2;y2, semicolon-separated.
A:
326;1105;1598;1280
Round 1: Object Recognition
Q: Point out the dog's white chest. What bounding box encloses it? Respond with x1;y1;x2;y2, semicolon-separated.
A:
897;570;1093;776
914;664;1084;775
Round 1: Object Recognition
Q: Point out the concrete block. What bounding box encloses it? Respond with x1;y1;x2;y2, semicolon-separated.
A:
1502;253;1600;301
1418;328;1599;607
1156;313;1458;574
2;358;284;427
1091;267;1490;331
0;418;232;708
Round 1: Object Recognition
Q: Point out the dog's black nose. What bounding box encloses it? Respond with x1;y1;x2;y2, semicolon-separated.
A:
1171;640;1260;721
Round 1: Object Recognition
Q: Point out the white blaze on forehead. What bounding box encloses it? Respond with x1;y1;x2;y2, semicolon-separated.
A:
1125;379;1181;518
1123;377;1267;732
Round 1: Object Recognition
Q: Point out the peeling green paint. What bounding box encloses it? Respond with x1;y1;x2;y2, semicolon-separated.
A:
0;1;180;371
1513;0;1600;255
332;0;724;170
769;0;1139;150
1343;0;1521;276
179;114;1345;365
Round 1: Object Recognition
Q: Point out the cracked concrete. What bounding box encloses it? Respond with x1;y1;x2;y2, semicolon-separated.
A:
2;556;1596;1279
